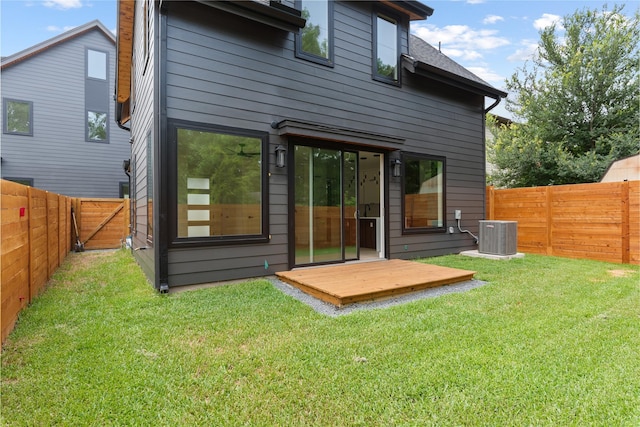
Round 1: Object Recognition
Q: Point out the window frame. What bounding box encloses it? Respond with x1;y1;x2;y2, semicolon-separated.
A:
4;177;34;187
372;9;401;86
86;110;109;142
401;152;447;235
146;130;153;244
3;98;33;136
119;181;130;199
168;119;270;247
295;0;334;67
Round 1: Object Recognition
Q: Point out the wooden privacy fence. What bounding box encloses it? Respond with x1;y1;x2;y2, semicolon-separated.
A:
1;179;130;344
486;181;640;265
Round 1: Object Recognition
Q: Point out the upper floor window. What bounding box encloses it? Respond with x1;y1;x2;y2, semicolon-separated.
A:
87;111;108;142
3;99;33;135
87;49;107;80
296;0;333;66
373;13;399;84
402;153;446;233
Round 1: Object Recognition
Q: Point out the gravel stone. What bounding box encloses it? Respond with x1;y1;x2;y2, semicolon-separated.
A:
267;277;487;317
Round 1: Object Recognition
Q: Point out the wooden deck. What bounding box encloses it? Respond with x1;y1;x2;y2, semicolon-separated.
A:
275;259;476;307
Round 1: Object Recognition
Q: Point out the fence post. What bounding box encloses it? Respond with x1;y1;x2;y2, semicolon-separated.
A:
27;187;33;304
486;186;494;220
546;186;553;256
622;181;630;264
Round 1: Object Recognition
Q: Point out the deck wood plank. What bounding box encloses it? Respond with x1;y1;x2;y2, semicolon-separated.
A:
276;259;475;307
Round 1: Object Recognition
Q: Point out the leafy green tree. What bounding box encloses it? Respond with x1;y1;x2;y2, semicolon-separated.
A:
490;5;639;187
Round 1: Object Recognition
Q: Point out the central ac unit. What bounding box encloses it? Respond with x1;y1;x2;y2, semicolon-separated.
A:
478;220;517;256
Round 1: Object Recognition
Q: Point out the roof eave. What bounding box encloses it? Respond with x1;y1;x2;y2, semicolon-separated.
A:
380;0;434;21
194;0;306;32
115;0;134;124
402;54;507;99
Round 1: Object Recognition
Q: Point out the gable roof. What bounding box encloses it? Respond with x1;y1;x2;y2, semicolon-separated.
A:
1;20;114;70
405;34;507;100
601;153;640;183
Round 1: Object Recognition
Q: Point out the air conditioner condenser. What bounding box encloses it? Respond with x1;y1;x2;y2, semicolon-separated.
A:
478;220;517;256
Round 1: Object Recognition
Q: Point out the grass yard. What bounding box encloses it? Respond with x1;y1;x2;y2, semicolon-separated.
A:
1;249;639;426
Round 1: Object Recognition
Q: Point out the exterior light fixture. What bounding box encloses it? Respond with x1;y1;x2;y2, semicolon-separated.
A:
275;145;287;168
391;158;402;177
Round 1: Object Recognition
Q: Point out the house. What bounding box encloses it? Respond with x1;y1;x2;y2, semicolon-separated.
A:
1;20;131;198
115;0;506;291
601;154;640;183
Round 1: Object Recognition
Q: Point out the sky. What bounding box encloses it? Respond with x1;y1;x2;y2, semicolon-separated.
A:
1;0;637;119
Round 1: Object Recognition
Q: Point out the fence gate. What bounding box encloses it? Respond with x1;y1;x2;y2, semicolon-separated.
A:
74;199;130;250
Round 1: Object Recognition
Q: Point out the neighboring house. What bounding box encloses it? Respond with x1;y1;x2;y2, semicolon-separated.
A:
115;0;506;291
601;154;640;182
1;20;131;198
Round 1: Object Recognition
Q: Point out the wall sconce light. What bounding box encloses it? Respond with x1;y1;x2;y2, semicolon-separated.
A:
391;158;402;177
275;145;287;168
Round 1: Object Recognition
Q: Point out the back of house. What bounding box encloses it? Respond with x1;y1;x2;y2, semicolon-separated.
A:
116;0;506;291
1;20;131;198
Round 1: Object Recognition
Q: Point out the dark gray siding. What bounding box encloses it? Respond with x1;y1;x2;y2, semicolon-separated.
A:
1;30;130;198
161;1;486;287
129;0;157;286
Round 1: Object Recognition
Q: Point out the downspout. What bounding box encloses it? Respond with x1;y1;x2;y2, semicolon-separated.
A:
115;100;131;132
484;95;501;114
156;1;170;293
482;95;502;233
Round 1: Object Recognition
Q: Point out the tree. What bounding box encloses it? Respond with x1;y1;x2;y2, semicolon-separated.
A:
490;5;639;188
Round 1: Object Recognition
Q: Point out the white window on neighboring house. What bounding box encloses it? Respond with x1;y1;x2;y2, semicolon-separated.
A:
87;49;107;80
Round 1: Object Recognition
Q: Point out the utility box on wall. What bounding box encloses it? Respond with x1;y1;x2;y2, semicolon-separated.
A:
478;220;517;256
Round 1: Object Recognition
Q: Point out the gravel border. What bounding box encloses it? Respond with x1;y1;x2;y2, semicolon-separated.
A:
267;276;487;316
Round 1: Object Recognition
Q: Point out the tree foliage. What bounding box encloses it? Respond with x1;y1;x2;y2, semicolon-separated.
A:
489;5;639;188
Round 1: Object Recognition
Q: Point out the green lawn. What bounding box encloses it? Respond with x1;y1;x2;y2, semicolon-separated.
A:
2;249;639;426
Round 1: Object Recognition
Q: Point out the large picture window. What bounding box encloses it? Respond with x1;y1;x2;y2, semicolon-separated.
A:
373;12;400;84
295;0;333;66
172;121;268;244
3;99;33;135
402;154;445;233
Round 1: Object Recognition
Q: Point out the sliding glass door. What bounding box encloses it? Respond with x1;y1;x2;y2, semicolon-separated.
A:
293;145;357;266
